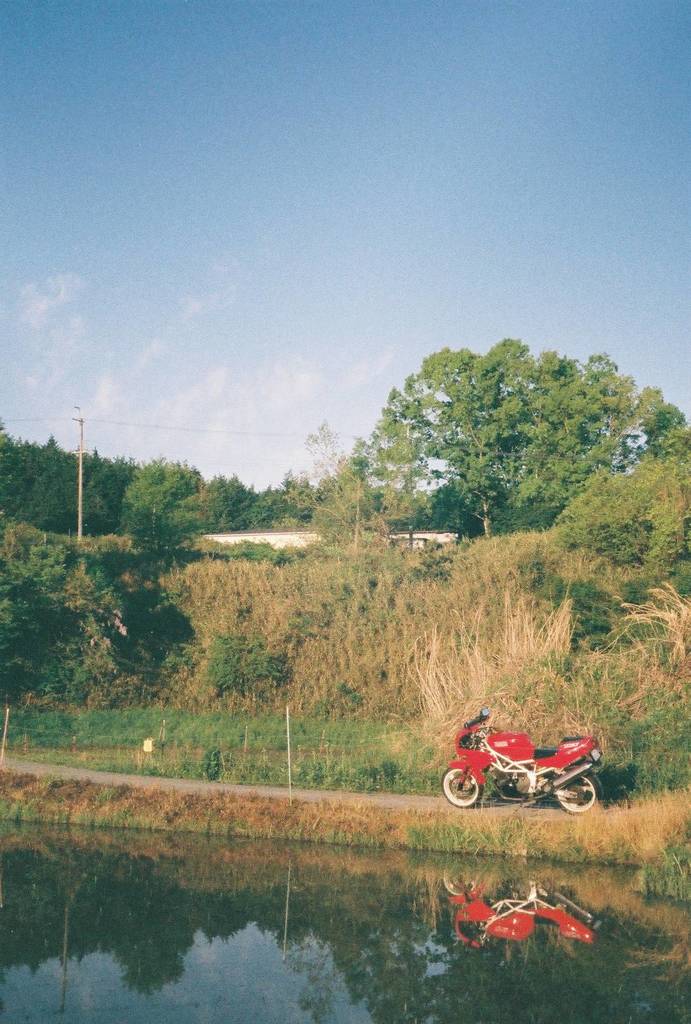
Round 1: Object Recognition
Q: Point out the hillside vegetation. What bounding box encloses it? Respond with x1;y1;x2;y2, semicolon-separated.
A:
1;341;689;797
1;520;688;795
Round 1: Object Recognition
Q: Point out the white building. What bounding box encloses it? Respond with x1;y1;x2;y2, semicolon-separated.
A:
204;530;319;550
204;529;456;550
389;531;457;549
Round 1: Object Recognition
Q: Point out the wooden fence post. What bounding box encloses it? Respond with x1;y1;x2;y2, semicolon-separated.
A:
0;706;9;769
286;705;292;805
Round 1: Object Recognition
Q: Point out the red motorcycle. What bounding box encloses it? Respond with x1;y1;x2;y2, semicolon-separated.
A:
445;876;598;947
442;707;603;813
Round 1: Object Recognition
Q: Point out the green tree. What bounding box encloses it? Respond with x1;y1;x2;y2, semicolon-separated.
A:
0;426;137;537
512;352;674;528
374;341;685;536
201;474;257;531
307;424;376;550
367;410;430;541
120;460;202;552
557;445;690;574
82;451;136;535
250;473;315;528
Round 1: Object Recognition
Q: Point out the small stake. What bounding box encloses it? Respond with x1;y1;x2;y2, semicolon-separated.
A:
243;724;248;754
286;705;292;805
0;706;9;769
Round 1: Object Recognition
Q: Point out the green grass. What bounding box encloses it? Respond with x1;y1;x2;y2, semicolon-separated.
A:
6;709;441;795
8;708;404;751
639;846;690;901
12;744;442;795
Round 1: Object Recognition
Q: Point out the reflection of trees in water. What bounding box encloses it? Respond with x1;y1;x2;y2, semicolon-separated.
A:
289;936;340;1024
0;845;685;1024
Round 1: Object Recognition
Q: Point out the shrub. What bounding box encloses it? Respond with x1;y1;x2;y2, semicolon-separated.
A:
557;458;689;574
205;635;290;698
630;702;691;793
202;748;222;781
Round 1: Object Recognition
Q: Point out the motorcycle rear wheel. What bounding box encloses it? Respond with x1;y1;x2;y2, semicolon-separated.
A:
442;768;483;808
555;774;602;814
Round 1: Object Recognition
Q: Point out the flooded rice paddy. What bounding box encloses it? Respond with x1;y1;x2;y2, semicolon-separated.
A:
0;825;687;1023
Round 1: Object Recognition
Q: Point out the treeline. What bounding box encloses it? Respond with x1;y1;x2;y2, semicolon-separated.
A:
2;340;687;547
0;432;318;540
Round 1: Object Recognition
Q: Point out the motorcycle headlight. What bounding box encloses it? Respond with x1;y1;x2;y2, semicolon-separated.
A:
591;748;601;762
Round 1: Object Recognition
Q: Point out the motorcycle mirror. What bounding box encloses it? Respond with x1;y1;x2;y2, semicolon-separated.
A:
480;707;491;719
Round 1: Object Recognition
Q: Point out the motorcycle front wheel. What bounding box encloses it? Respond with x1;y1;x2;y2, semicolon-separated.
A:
442;768;483;808
555;774;602;814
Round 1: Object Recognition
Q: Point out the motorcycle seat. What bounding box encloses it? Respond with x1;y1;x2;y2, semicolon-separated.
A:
534;746;559;759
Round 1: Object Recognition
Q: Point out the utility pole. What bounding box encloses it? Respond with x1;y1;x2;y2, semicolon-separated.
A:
72;407;84;541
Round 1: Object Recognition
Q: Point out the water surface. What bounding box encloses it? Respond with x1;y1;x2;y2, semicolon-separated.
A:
0;826;686;1023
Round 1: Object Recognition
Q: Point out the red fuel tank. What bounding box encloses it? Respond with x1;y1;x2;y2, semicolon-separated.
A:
488;732;535;762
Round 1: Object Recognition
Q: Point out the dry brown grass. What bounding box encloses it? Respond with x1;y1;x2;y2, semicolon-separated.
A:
0;770;687;868
622;584;691;668
414;591;572;729
174;534;582;721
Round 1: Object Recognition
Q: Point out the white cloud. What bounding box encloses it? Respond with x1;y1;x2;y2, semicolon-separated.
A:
90;374;122;417
19;273;84;329
259;358;324;410
77;354;327;485
344;348;395;388
133;338;165;373
179;263;238;320
48;313;86;355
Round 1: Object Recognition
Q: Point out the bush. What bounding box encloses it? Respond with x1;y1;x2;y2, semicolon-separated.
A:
202;748;222;781
205;635;290;698
557;458;689;574
630;703;691;793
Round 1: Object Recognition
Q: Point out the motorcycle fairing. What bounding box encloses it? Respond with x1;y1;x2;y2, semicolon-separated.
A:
533;737;596;768
487;732;534;761
485;912;535;941
449;894;494;921
535;907;595;943
448;750;493;784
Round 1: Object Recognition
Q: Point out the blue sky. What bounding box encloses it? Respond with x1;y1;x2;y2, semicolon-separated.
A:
2;0;689;486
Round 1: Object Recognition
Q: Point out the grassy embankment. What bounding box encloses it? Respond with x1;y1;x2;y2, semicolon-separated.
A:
0;770;688;886
3;531;688;869
6;710;439;793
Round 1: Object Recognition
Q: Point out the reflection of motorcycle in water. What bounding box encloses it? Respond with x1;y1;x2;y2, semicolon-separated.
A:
444;877;598;948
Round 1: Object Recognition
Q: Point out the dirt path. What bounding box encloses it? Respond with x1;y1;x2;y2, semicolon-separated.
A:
2;756;564;818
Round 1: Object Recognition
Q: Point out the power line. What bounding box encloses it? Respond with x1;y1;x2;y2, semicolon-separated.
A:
3;416;360;440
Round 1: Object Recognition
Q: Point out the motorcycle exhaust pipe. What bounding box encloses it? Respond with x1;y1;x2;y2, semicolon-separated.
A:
551;759;594;792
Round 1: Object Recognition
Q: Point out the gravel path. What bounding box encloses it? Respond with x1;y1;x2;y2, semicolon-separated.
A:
2;756;564;818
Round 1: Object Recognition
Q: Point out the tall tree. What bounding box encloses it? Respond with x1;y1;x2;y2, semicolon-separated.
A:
367;412;430;540
120;460;202;552
307;424;375;550
83;451;136;535
372;340;685;536
201;475;258;532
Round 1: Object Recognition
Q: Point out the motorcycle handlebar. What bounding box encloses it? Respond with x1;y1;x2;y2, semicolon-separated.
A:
463;708;491;729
